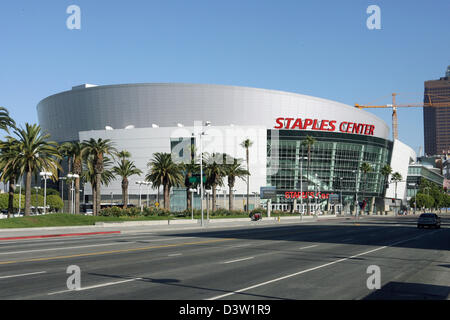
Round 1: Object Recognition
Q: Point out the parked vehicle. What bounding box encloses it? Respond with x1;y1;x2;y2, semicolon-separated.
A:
417;213;441;229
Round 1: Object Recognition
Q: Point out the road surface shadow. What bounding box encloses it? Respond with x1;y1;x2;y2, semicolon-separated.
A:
363;281;450;300
163;217;450;251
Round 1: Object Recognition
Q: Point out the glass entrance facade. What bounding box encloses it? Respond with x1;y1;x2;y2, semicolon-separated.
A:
267;130;393;212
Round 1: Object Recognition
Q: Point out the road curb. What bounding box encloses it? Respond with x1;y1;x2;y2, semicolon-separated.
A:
0;231;121;241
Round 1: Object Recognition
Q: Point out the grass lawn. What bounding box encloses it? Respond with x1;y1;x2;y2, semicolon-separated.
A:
0;213;178;229
0;213;256;229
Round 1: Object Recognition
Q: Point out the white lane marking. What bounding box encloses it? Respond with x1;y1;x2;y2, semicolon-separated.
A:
207;230;440;300
48;278;143;295
299;245;319;250
0;271;47;279
0;236;196;255
168;253;182;257
230;244;252;248
223;257;255;264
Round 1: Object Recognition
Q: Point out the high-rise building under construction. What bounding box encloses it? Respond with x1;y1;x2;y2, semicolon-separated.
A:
424;66;450;155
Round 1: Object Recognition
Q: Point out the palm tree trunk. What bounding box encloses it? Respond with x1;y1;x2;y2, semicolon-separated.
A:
95;173;101;215
92;185;97;215
246;148;249;213
229;185;233;211
25;171;32;216
187;189;191;211
122;178;128;209
75;178;80;214
164;184;170;210
7;177;16;218
212;186;217;212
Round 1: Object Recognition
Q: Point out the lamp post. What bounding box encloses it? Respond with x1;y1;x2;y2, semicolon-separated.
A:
67;174;79;214
198;121;211;227
15;180;22;215
33;186;41;215
39;172;52;214
59;177;67;212
136;181;144;212
340;177;343;215
352;170;358;220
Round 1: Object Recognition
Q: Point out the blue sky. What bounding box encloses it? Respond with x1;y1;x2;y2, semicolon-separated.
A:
0;0;449;154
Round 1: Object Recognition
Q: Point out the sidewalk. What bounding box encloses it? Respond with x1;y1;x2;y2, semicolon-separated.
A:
0;214;343;240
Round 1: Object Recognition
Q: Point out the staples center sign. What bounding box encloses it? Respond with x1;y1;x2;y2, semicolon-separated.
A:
274;118;375;136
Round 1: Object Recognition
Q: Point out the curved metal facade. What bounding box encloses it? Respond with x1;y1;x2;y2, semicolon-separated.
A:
37;83;390;142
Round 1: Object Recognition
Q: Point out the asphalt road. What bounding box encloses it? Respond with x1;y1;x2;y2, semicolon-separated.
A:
0;215;449;300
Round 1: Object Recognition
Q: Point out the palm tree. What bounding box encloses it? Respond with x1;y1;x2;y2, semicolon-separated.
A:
0;106;16;132
146;153;184;210
301;135;316;215
204;153;227;212
380;164;392;194
117;150;131;161
0;138;21;218
60;141;85;214
360;162;373;214
223;156;249;210
240;139;253;213
112;157;142;209
391;172;403;215
82;138;117;215
82;155;116;213
8;124;61;216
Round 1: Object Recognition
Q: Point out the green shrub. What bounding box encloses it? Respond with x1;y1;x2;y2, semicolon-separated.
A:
0;193;25;210
46;195;63;212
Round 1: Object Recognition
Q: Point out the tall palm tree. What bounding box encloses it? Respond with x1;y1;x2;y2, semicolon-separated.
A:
117;150;131;161
112;157;142;209
240;139;253;213
0;106;16;133
380;164;392;195
8;124;61;216
223;156;249;210
146;152;184;210
391;172;403;215
301;135;316;215
82;155;116;213
204;153;227;212
60;141;85;214
360;162;373;214
82;138;117;215
0;138;21;218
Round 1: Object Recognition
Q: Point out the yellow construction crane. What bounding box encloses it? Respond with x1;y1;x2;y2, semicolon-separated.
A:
355;93;450;140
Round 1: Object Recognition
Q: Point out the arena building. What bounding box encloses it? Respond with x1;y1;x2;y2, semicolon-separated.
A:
37;83;415;213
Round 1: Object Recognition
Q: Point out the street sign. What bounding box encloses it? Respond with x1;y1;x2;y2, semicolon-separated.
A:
155;202;159;207
260;186;277;199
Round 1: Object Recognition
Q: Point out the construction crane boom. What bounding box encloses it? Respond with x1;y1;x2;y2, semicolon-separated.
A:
355;93;450;140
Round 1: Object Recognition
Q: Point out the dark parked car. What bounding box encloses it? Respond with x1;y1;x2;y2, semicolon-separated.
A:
417;213;441;229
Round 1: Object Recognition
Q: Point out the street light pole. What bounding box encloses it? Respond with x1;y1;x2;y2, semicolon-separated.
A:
67;174;79;214
40;171;52;214
199;121;210;227
16;180;22;215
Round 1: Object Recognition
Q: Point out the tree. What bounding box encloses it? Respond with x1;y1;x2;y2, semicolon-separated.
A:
204;153;227;212
112;155;142;209
46;195;64;212
0;106;16;133
82;138;117;215
7;124;61;216
391;172;402;214
146;153;184;210
60;141;85;214
0;138;21;218
223;156;249;210
82;154;116;214
301;135;316;215
240;139;253;213
360;162;373;214
380;164;392;195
